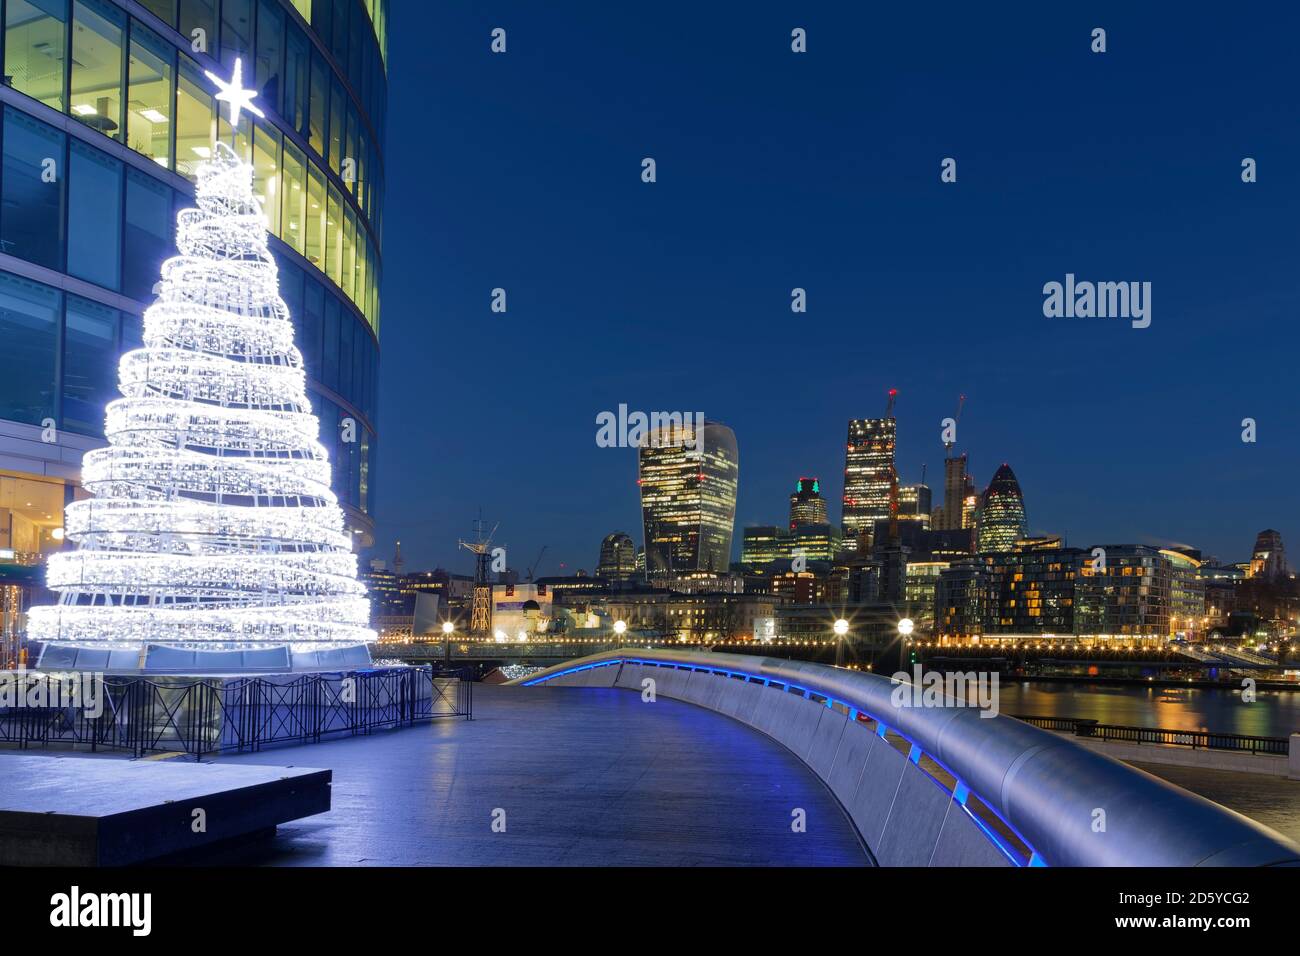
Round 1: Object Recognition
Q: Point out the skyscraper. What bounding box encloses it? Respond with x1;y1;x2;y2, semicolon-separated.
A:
842;417;895;542
639;420;739;579
898;483;932;529
596;532;638;581
932;454;975;532
975;464;1028;553
789;477;828;530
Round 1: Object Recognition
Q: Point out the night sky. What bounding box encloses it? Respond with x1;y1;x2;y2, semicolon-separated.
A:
372;2;1300;576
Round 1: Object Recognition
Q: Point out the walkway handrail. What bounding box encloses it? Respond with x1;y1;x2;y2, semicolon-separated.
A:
517;649;1300;867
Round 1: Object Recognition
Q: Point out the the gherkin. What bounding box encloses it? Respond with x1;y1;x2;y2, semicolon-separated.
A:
976;464;1028;553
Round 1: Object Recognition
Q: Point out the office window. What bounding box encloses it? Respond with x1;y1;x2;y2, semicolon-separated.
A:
277;253;302;339
341;205;355;300
254;0;282;111
67;140;123;289
321;293;338;391
336;305;352;399
325;182;342;285
354;319;369;417
219;0;252;74
330;0;347;65
327;77;344;173
305;160;325;270
5;0;69;111
137;1;176;27
1;108;66;270
178;0;215;54
120;309;143;350
355;128;368;214
307;48;327;157
281;138;306;255
122;167;171;301
70;0;126;142
301;276;323;381
310;0;331;52
355;231;367;315
217;112;252;165
358;431;369;514
175;57;213;180
63;295;119;435
252;122;280;235
126;20;173;168
284;22;308;136
0;272;59;426
344;104;358;196
347;0;362;89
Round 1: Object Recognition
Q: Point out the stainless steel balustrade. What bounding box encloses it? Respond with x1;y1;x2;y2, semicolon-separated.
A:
515;648;1300;867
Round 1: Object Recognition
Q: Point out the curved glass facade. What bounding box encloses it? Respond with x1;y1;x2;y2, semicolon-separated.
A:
0;0;385;663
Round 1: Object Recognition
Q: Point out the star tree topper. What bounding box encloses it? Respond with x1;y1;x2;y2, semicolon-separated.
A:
205;57;265;129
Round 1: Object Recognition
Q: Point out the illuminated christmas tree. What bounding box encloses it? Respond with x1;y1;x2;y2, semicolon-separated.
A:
28;62;373;658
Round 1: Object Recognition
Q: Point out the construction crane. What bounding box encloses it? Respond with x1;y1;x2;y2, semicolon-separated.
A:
526;545;547;582
886;388;900;545
458;514;499;635
945;393;966;453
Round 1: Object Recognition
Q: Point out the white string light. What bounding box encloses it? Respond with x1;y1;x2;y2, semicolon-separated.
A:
28;134;374;654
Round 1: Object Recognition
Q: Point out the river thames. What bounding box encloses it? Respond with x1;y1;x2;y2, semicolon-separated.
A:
998;680;1300;737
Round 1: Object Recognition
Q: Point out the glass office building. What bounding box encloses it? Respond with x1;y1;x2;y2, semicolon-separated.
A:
639;420;739;579
975;463;1028;553
841;416;895;542
0;0;386;663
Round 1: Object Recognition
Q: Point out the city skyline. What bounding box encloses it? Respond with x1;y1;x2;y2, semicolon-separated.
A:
370;402;1279;576
374;3;1300;575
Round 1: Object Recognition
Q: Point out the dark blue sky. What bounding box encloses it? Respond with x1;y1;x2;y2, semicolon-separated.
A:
372;2;1300;576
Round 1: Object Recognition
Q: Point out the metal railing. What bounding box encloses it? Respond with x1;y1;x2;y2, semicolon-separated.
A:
1014;715;1289;756
517;649;1300;867
0;666;472;759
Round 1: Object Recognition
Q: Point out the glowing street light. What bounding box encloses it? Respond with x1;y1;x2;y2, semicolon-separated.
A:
441;621;454;635
833;618;849;636
898;618;915;637
613;620;627;635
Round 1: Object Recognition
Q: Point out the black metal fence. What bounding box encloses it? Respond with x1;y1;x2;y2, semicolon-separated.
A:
1013;714;1289;756
0;666;472;759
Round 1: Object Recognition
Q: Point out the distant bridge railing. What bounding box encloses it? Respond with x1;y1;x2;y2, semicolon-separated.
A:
514;649;1300;868
1015;715;1290;756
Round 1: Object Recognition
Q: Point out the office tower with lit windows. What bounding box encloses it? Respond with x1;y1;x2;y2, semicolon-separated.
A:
789;477;828;530
741;522;841;565
975;464;1028;553
841;417;895;542
0;0;388;663
741;526;785;565
596;531;638;582
639;420;738;579
898;482;931;529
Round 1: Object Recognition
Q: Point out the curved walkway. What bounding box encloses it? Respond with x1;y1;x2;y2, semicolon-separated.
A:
210;684;869;866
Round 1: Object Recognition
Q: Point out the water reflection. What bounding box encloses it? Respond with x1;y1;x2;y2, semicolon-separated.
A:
998;681;1300;737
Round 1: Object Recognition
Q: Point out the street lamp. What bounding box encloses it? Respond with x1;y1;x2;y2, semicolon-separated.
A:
441;620;454;667
898;617;915;637
833;618;848;667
